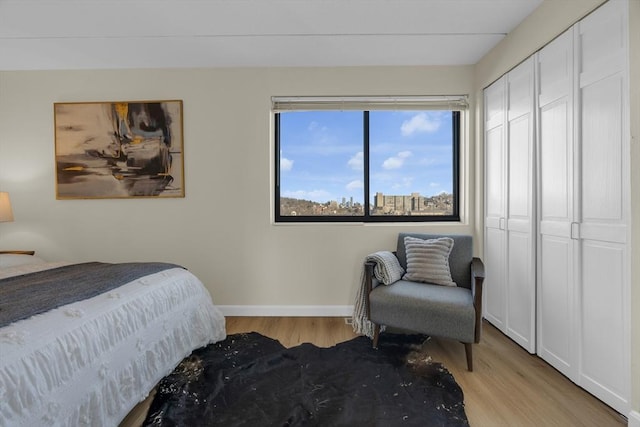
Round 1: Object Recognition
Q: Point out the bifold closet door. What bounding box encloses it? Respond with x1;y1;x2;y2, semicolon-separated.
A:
536;29;577;380
484;60;535;353
576;0;630;414
488;0;631;415
505;57;535;353
483;76;507;332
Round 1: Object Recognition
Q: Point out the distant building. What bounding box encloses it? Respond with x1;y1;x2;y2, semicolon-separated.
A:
373;191;452;215
374;192;425;214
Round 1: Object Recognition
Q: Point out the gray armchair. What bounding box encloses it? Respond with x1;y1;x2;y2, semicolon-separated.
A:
365;233;485;371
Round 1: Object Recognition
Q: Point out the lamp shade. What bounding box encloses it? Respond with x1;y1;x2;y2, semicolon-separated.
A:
0;192;14;222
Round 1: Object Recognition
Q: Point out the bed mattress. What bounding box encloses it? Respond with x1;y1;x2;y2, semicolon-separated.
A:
0;262;226;427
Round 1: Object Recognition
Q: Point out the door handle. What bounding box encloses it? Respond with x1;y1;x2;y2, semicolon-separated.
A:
571;222;580;240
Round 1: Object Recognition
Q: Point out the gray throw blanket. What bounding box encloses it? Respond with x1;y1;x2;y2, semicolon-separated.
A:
352;251;404;338
0;262;182;328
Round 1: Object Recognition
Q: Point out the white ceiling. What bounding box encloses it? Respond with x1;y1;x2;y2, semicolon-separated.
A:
0;0;543;71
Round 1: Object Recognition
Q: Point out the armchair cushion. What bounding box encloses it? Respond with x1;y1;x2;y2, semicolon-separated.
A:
402;236;456;287
369;280;475;343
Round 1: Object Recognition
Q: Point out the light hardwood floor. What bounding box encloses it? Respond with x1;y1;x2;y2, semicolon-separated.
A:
122;316;626;427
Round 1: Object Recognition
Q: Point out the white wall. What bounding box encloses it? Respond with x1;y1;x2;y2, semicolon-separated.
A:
0;65;476;314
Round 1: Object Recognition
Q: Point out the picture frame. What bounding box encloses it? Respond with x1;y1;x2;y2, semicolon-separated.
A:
54;100;184;199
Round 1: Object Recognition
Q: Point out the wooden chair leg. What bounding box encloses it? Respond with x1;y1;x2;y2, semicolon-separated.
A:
464;342;473;371
372;324;381;348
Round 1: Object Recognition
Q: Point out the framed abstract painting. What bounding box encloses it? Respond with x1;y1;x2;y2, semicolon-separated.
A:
54;100;184;199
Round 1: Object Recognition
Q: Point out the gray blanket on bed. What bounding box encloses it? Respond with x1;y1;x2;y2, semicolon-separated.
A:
0;262;182;328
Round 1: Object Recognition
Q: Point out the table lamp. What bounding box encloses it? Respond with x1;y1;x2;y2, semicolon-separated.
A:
0;192;14;222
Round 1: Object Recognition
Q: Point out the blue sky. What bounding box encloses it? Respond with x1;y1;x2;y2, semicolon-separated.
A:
279;110;453;204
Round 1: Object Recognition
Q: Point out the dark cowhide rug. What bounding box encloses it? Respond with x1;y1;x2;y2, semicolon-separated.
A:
142;332;468;426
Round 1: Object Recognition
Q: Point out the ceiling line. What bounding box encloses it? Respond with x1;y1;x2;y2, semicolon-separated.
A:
0;32;509;40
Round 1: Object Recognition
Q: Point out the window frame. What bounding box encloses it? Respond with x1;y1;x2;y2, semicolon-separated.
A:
274;100;463;223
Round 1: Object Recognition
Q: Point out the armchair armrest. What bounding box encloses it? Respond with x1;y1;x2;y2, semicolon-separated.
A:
364;261;375;318
471;257;485;343
364;251;399;318
364;262;375;292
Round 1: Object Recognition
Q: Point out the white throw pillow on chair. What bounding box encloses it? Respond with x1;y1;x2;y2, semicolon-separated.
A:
402;236;456;287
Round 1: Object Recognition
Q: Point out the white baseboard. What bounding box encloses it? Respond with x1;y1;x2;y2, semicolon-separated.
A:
218;305;353;317
629;410;640;427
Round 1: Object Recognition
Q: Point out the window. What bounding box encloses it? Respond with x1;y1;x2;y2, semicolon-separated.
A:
273;96;465;223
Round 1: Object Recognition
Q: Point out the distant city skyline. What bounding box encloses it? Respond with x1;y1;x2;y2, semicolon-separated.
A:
279;110;454;204
279;191;453;217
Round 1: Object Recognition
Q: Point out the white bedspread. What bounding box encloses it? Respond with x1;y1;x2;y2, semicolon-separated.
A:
0;263;226;427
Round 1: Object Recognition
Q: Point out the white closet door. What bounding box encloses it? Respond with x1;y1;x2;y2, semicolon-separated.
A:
505;57;535;353
536;29;577;379
576;0;630;414
484;76;507;332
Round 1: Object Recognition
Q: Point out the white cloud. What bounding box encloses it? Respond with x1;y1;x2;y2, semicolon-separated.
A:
382;151;412;170
308;121;318;131
347;151;364;170
280;156;294;171
401;112;441;136
429;182;440;187
346;180;363;191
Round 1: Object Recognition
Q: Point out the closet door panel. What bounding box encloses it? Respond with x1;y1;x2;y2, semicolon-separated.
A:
579;0;626;89
538;236;573;372
576;0;630;414
539;101;570;220
484;77;507;331
485;227;506;329
505;57;535;352
485;78;506;224
581;75;624;224
507;231;534;348
536;27;576;378
581;241;626;399
486;126;505;221
486;79;506;128
508;116;531;219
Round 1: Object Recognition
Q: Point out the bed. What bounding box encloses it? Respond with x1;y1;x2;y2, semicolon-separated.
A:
0;253;226;427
